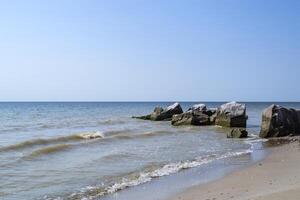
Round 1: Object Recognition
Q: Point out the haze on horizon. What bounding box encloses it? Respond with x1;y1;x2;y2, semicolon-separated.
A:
0;0;299;102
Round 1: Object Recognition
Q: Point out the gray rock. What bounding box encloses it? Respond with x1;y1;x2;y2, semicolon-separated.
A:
133;103;183;121
187;104;207;112
171;103;216;126
259;104;300;138
215;102;247;127
227;128;248;138
171;111;210;126
209;112;217;124
189;104;216;116
149;107;164;120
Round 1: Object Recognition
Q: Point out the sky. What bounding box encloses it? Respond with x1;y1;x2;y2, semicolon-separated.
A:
0;0;299;102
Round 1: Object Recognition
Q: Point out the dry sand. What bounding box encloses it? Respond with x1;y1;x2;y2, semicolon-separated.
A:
170;141;300;200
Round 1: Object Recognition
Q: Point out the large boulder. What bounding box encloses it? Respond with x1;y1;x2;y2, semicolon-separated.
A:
171;110;210;126
133;103;183;121
259;104;300;138
227;128;248;138
215;102;247;127
171;103;216;126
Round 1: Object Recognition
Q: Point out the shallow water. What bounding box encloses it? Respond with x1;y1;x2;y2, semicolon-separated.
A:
0;102;299;200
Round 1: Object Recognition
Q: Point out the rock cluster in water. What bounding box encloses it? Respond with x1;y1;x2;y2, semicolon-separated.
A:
133;101;247;129
133;102;300;139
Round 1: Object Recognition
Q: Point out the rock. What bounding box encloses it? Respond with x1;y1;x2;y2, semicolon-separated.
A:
215;102;247;127
187;104;207;112
171;111;210;126
133;114;151;120
188;104;216;116
227;128;248;138
259;104;300;138
133;103;183;121
204;108;217;117
210;112;217;124
171;103;216;126
149;107;164;120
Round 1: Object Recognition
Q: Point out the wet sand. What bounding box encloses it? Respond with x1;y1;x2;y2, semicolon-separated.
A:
170;141;300;200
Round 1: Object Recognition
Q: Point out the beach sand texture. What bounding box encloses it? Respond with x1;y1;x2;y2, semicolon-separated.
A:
170;142;300;200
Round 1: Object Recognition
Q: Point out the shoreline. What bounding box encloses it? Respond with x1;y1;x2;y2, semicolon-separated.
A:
169;141;300;200
100;139;267;200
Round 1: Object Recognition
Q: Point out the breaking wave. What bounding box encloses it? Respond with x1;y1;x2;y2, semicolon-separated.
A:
0;130;174;160
244;133;269;144
47;149;252;200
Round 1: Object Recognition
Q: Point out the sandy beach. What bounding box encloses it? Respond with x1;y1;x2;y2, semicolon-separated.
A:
170;141;300;200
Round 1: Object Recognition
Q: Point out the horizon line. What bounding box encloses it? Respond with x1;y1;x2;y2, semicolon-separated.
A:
0;100;299;103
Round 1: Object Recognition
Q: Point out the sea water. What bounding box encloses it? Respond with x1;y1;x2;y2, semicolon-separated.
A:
0;102;299;200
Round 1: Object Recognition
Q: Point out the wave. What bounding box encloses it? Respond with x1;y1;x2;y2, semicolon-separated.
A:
0;132;104;152
0;130;174;162
0;129;178;154
24;144;72;159
243;134;269;144
60;149;252;200
98;153;134;162
26;131;173;160
139;130;172;137
0;118;128;134
100;130;173;141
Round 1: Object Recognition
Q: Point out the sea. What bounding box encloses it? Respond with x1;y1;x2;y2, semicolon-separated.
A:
1;102;299;200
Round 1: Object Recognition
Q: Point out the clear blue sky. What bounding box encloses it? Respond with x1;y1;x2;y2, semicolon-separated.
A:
0;0;299;101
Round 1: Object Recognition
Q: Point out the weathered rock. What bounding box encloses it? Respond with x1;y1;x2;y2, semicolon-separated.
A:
171;111;210;126
209;112;217;124
259;104;300;138
188;104;216;117
133;103;183;121
171;103;216;126
227;128;248;138
215;102;247;127
134;114;151;120
149;107;164;120
187;104;207;112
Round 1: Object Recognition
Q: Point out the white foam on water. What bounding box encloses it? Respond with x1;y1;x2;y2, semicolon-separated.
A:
244;134;269;144
78;131;105;139
65;149;253;200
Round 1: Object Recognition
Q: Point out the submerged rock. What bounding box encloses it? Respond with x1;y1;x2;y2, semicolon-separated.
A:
259;104;300;138
215;102;247;127
133;103;183;121
227;128;248;138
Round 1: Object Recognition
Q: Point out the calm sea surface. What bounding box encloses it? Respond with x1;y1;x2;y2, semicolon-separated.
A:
0;102;299;200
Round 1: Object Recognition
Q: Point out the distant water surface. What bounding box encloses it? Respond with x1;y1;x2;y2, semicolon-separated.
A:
0;102;299;200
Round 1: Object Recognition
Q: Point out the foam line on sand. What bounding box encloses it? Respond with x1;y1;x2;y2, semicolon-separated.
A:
169;141;300;200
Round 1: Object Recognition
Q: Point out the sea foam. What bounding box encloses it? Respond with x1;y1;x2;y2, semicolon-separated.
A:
63;149;252;200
